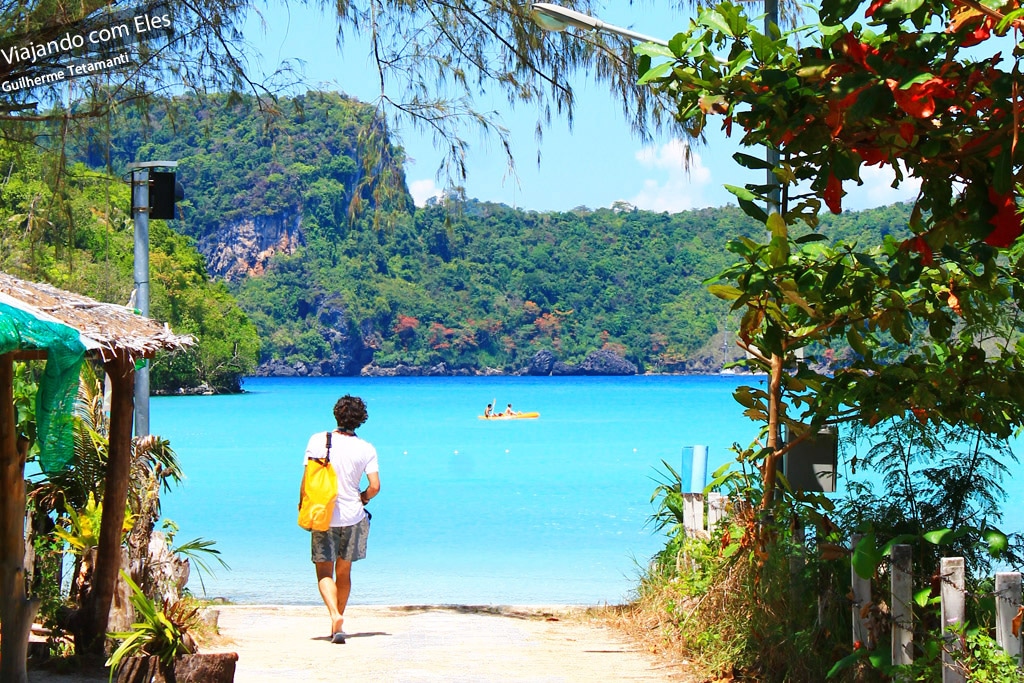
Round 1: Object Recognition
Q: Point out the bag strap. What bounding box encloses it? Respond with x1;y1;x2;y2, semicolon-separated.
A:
324;431;332;464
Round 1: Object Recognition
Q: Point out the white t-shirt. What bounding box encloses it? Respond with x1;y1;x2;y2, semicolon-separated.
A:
304;430;379;527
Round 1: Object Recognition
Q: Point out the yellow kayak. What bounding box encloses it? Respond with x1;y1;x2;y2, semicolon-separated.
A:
478;412;540;420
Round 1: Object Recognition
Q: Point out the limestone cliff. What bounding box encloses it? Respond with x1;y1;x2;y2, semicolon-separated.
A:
198;213;305;282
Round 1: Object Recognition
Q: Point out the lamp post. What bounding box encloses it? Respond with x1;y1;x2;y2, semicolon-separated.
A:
530;2;780;212
531;3;668;46
127;160;178;438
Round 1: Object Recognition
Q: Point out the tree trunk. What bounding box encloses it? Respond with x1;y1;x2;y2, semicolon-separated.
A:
78;355;135;654
0;353;40;683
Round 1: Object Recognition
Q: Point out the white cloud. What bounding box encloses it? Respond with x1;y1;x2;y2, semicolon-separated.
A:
409;178;443;207
840;163;922;211
626;139;715;212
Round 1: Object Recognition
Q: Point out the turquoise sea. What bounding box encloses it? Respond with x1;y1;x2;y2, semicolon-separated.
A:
153;375;1024;606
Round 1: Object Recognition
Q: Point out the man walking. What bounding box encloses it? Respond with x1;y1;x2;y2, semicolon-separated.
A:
302;394;380;643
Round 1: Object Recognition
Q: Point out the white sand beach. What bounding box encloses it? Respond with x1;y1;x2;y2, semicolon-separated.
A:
28;604;693;682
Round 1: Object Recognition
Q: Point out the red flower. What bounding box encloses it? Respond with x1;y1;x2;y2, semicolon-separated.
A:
853;144;888;167
901;235;934;265
984;187;1023;247
886;77;955;119
836;34;878;71
824;173;843;214
866;0;891;17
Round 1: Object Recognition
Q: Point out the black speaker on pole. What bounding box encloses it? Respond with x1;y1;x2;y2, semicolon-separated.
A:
149;171;184;219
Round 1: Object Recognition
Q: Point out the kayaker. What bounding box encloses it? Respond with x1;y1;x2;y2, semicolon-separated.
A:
504;403;515;416
483;404;493;418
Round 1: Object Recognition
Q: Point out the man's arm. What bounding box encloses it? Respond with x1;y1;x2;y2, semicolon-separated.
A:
360;472;380;505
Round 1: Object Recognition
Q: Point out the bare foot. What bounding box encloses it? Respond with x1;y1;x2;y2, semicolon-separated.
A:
332;617;344;635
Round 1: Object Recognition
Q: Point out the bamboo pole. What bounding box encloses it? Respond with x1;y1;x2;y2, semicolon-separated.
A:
0;353;40;683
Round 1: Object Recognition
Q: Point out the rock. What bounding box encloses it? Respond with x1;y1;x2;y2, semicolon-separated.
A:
578;350;638;376
550;361;578;376
526;350;557;375
116;653;238;683
198;213;304;282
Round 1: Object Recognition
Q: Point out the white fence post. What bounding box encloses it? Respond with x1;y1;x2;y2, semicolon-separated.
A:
995;572;1022;665
941;557;966;683
851;534;871;648
682;493;703;537
707;492;725;533
891;544;913;665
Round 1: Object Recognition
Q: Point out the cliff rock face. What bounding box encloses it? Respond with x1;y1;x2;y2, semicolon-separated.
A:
524;349;638;376
253;297;373;377
578;349;638;375
526;350;557;375
198;213;305;282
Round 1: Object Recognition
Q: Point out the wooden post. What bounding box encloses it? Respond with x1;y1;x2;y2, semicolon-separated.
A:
850;533;871;648
682;493;703;537
891;544;913;665
79;355;134;653
995;572;1022;664
941;557;966;683
0;353;40;683
707;492;726;533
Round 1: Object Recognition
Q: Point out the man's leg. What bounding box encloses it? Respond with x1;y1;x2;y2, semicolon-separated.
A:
335;558;353;619
316;561;344;635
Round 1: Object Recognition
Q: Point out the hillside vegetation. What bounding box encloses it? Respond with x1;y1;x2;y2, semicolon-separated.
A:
3;89;914;384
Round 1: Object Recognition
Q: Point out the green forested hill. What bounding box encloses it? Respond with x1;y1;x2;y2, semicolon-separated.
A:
232;198;912;374
0;140;259;392
5;88;914;382
78;89;914;375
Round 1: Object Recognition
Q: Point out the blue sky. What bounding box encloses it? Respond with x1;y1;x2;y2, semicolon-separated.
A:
242;2;919;213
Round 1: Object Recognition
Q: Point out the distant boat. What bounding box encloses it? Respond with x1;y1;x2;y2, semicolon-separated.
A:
478;412;540;420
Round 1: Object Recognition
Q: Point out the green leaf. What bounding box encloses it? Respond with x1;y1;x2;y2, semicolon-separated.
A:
851;532;881;580
827;650;862;678
708;284;743;300
794;233;827;244
913;588;932;607
738;198;769;224
872;0;927;19
701;9;735;37
750;31;774;63
820;0;862;24
767;212;788;240
983;529;1008;557
635;43;675;59
637;61;673;84
923;528;955;544
847;326;869;357
734;153;773;170
824;262;845;291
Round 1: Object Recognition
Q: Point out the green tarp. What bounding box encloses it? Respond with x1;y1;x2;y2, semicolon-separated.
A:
0;302;85;473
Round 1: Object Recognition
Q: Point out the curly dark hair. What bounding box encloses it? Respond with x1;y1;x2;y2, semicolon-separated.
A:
333;395;368;431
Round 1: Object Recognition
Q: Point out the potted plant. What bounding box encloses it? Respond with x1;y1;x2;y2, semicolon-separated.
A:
106;571;236;683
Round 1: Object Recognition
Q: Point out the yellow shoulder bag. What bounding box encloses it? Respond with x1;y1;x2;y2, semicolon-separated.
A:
298;431;338;532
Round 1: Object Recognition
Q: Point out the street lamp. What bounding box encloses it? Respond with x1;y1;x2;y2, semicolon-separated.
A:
529;2;780;211
127;160;180;438
531;3;668;46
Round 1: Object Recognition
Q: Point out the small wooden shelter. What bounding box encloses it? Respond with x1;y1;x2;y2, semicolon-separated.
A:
0;272;191;683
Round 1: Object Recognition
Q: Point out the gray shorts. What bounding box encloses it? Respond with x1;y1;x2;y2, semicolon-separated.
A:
311;516;370;563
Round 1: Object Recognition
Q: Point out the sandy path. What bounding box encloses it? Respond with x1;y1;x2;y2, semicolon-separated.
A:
205;604;680;683
27;604;685;682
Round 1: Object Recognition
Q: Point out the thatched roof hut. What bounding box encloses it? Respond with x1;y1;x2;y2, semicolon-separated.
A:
0;271;192;361
0;271;192;681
